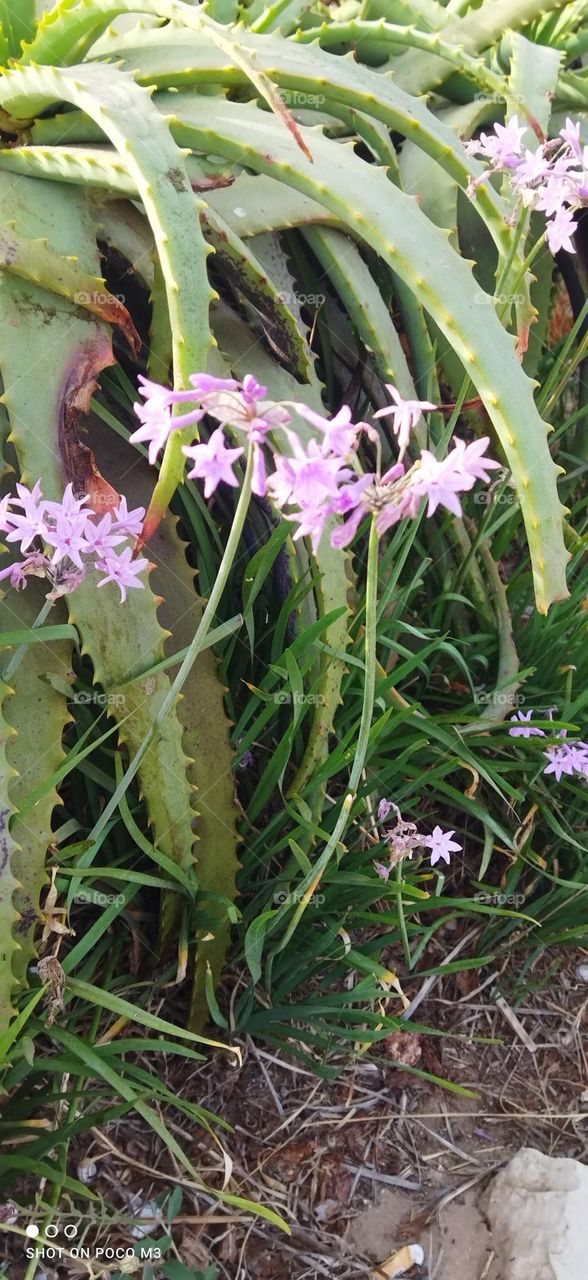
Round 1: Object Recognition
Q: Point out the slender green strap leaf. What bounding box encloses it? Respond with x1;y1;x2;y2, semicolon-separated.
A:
0;624;77;647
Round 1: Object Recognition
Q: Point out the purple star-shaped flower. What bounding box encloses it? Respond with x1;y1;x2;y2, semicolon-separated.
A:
96;546;149;602
374;385;436;459
183;427;244;498
424;826;462;867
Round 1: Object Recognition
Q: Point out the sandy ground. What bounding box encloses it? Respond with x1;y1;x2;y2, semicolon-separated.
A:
349;1186;499;1279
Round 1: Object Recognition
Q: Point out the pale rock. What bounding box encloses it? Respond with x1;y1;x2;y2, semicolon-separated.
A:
487;1147;588;1280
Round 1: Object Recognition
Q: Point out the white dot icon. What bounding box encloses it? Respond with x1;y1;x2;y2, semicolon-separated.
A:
25;1224;40;1238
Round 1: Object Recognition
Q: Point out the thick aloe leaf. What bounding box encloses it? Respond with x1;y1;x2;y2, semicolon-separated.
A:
0;59;213;533
0;583;71;988
205;0;239;22
96;197;156;288
0;682;20;1034
85;419;239;1015
84;22;513;255
0;223;139;348
361;0;446;26
160;93;568;611
0;138;354;800
84;20;536;316
88;21;540;341
0;0;35;58
399;101;497;409
508;32;562;135
202;207;312;381
0;182;86;989
96;186;313;381
0;23;10;65
97;182;311;380
389;0;571;93
208;174;340;235
21;133;341;236
0;141;147;196
158;537;239;1031
507;33;562;378
302;226;418;400
69;568;199;951
19;0;327;154
293;19;528;113
249;0;321;36
0;175;116;490
0;172;198;952
399;104;485;245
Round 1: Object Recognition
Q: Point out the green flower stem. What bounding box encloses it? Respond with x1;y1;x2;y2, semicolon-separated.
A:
1;595;52;683
277;519;380;951
396;861;412;969
494;210;528;300
89;444;255;845
498;231;549;319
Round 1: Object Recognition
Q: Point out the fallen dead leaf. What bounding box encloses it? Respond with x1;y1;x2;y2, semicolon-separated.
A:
384;1031;422;1066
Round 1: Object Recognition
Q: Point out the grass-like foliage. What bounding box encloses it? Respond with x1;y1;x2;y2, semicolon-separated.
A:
0;0;587;1262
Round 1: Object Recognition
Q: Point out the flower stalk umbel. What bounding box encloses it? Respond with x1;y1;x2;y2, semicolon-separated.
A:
374;800;462;878
466;115;588;256
509;711;588;782
131;373;501;553
0;483;147;602
125;372;500;936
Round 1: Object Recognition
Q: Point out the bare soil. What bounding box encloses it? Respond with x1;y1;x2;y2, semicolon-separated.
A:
5;952;587;1278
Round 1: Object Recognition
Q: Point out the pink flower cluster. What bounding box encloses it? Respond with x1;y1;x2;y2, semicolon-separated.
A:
0;482;148;602
509;712;588;782
373;799;462;876
132;375;501;552
466;115;587;254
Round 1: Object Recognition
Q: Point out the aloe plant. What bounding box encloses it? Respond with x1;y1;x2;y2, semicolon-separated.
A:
0;0;580;1041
